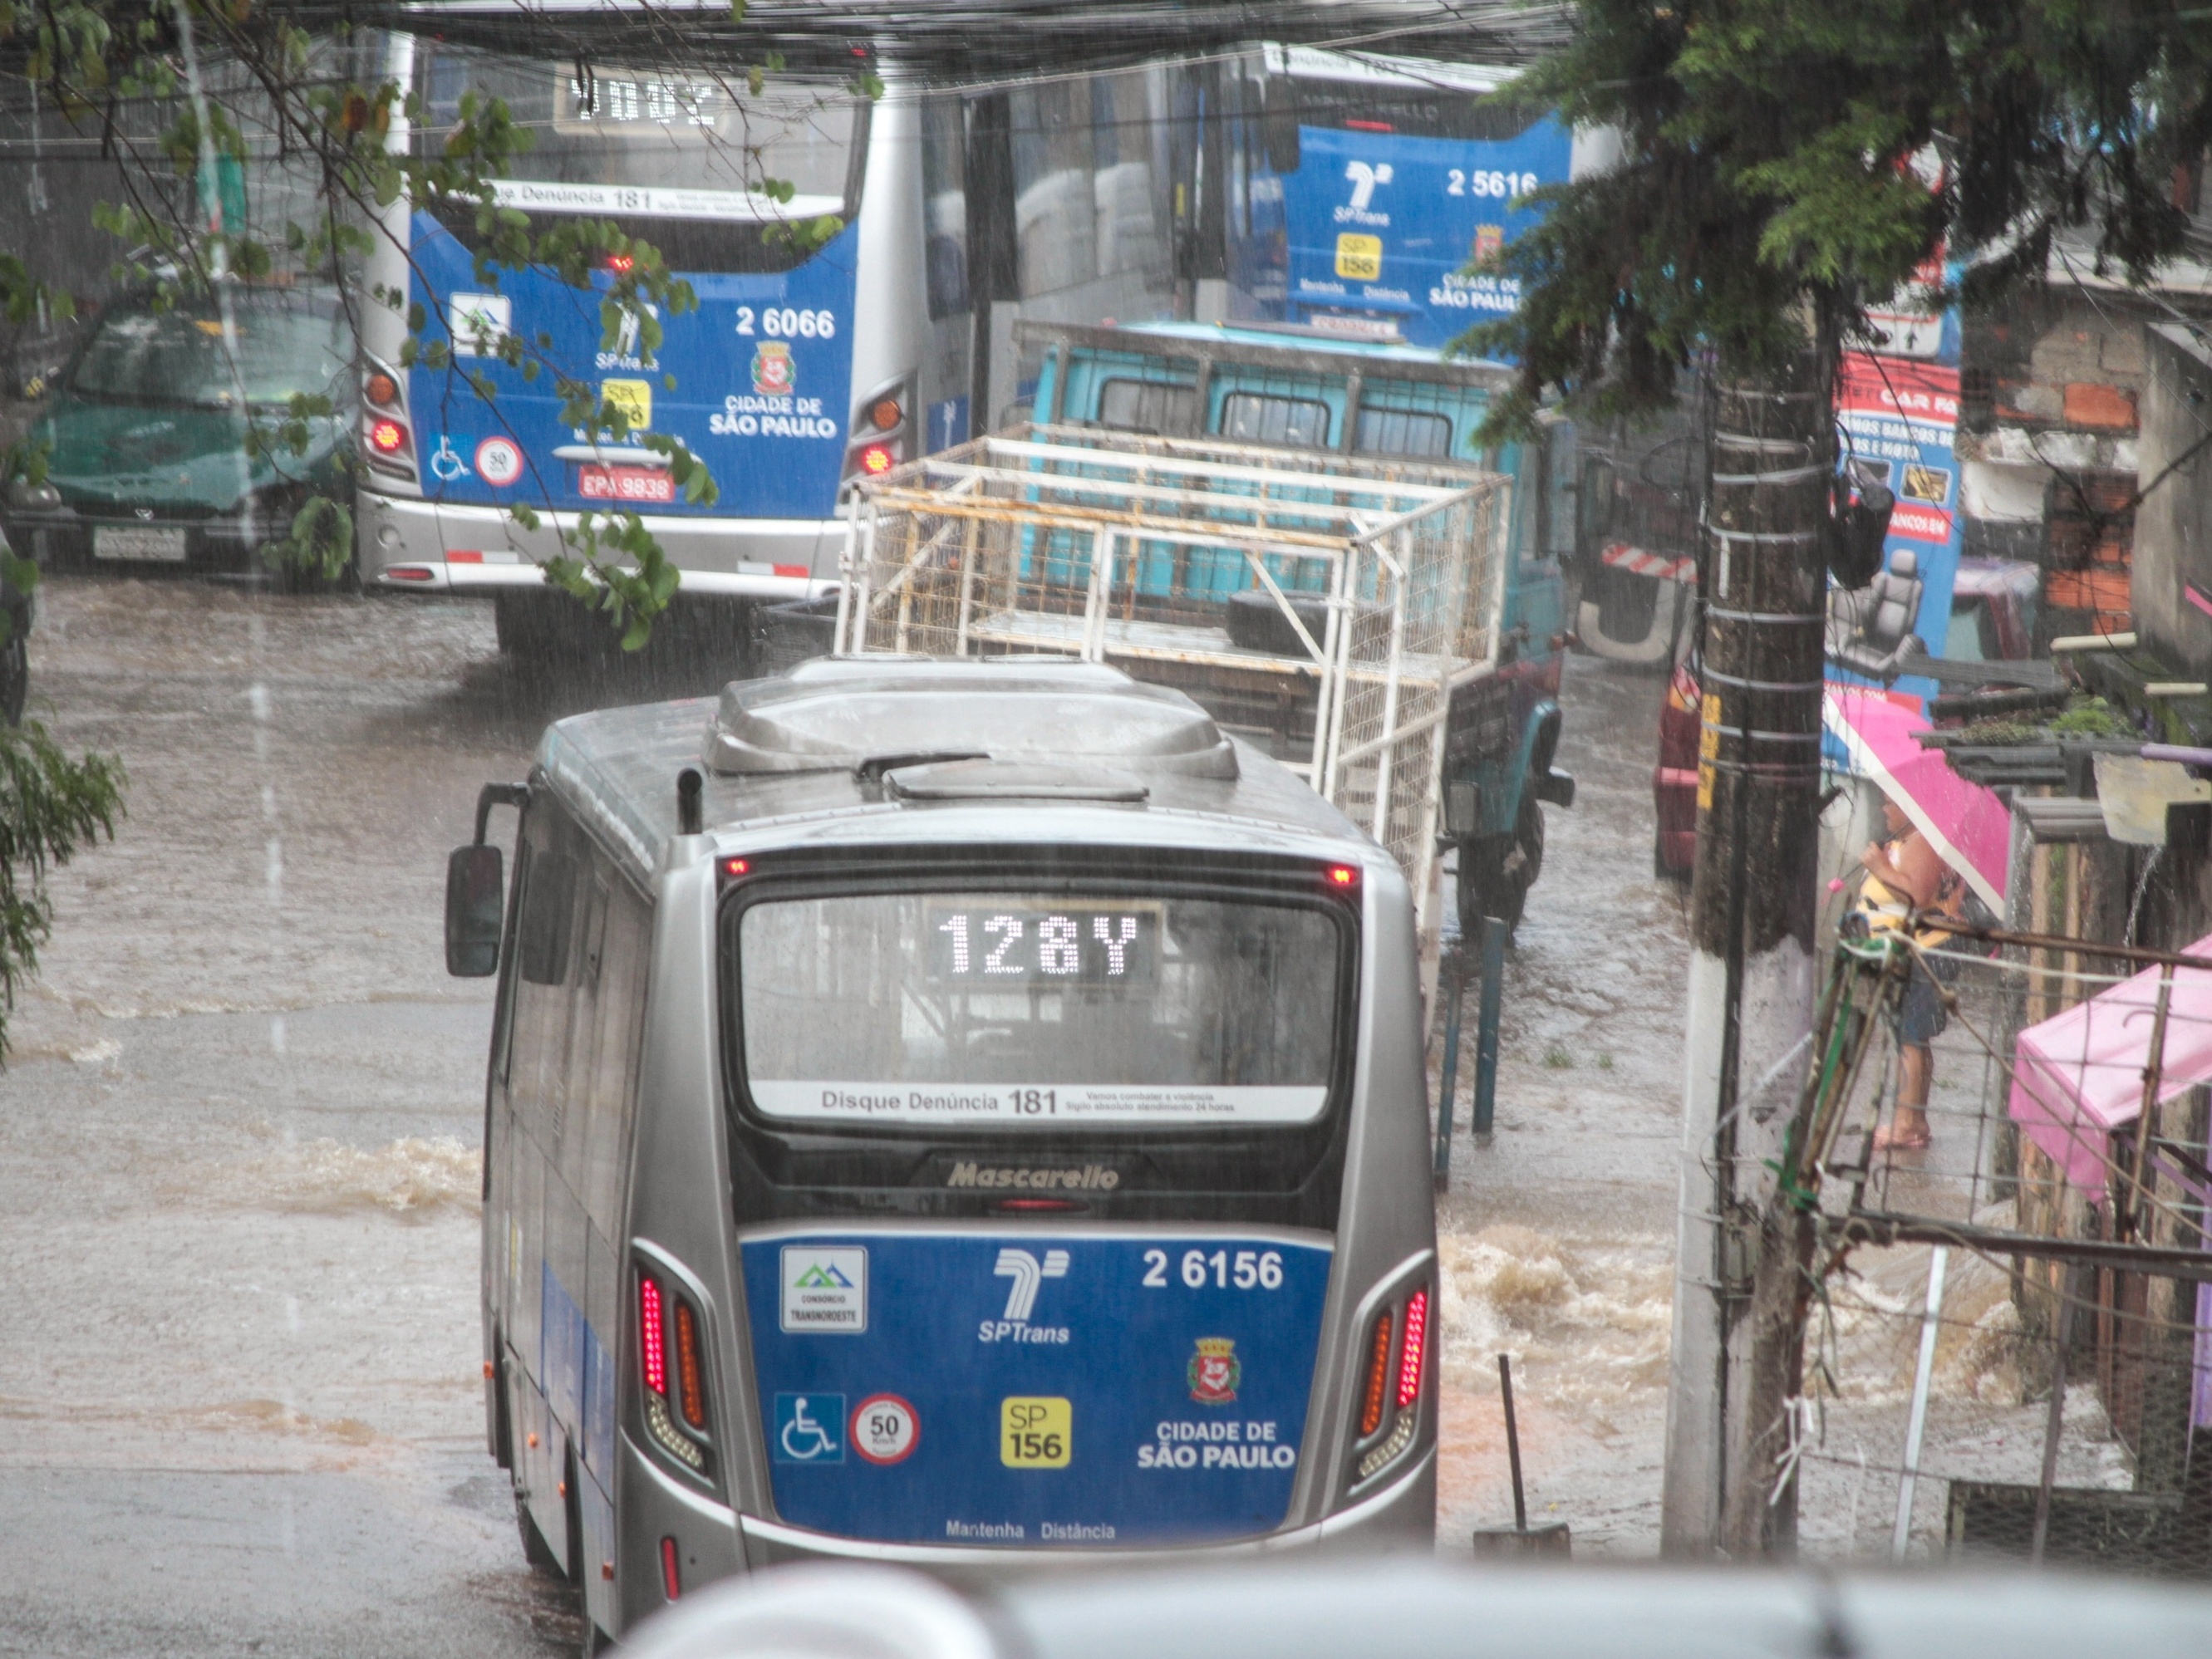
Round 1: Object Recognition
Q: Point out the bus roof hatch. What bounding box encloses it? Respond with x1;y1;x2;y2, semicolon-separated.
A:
703;658;1239;781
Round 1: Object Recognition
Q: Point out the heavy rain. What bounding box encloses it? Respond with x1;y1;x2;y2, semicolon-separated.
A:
4;3;2212;1656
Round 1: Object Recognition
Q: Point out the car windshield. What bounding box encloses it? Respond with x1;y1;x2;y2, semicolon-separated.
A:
734;888;1344;1131
69;299;351;409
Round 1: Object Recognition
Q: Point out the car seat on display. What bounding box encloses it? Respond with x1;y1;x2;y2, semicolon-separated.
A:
1826;548;1927;682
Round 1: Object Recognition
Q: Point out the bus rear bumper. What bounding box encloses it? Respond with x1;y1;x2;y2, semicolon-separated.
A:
356;492;843;603
733;1446;1434;1572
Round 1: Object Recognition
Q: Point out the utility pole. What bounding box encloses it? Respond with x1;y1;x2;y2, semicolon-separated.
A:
1660;365;1827;1558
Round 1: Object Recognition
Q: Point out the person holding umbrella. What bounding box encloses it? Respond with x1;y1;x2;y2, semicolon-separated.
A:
1855;791;1965;1151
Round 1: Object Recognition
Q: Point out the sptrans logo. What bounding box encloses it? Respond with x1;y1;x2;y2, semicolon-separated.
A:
981;1247;1070;1345
1336;160;1394;226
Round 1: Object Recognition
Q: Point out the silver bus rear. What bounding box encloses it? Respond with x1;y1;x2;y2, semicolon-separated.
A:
451;659;1437;1644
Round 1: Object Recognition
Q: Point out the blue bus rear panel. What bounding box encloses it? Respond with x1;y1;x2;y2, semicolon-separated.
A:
740;1230;1332;1546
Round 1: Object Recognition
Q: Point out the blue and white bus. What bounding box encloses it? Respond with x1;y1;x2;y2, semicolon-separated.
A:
1220;45;1596;350
355;40;942;653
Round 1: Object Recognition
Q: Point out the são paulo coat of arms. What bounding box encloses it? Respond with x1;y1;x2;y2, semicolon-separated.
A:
1187;1337;1241;1406
751;340;794;395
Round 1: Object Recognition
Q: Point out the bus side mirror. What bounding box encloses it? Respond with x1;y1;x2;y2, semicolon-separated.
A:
445;843;504;977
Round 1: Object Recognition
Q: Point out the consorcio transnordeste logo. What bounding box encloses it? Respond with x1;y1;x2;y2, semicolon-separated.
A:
779;1244;867;1333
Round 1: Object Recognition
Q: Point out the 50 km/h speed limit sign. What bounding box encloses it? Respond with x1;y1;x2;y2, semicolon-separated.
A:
474;434;524;488
850;1393;919;1465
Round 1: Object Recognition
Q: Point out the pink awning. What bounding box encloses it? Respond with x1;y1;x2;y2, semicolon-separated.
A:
2008;931;2212;1199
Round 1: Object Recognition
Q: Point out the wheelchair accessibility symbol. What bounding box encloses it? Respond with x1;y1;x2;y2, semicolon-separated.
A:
774;1392;845;1464
429;434;470;482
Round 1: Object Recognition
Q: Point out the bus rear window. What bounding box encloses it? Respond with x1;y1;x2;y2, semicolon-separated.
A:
734;891;1342;1130
420;52;866;275
1220;392;1330;449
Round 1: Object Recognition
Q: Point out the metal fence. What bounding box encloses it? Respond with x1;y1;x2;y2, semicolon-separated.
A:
1770;930;2212;1577
835;424;1512;940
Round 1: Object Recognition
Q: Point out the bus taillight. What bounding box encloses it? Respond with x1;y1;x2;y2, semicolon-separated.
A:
638;1275;668;1396
1359;1309;1394;1436
369;418;409;455
673;1300;707;1431
859;444;894;475
1396;1288;1428;1406
637;1267;709;1477
1354;1284;1429;1482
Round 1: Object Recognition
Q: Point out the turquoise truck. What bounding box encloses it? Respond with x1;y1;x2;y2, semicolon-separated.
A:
1012;319;1575;934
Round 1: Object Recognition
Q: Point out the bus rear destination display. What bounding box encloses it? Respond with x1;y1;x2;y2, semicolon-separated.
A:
735;889;1341;1127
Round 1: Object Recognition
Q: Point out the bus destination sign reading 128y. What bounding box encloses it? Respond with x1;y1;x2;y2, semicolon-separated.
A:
924;904;1159;987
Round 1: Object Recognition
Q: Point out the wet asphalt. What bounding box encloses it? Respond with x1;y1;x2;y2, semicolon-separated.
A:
0;575;1694;1650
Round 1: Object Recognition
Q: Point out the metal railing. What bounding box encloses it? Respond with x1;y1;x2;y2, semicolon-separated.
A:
834;425;1512;944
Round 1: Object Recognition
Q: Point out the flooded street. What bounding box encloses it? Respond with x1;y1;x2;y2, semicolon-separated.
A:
0;577;1692;1647
1432;656;1688;1556
0;577;571;1655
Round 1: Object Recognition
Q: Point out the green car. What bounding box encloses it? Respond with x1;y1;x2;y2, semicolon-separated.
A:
5;284;356;573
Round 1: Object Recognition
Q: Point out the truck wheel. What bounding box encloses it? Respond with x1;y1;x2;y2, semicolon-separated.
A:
1513;791;1546;889
1457;836;1526;939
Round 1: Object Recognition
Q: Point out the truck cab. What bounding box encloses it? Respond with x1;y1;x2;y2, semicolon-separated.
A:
1022;319;1573;931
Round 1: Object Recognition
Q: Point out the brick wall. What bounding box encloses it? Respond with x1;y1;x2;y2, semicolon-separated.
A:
1958;286;2169;645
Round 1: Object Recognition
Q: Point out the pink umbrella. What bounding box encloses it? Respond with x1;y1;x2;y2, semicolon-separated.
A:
1823;682;2008;916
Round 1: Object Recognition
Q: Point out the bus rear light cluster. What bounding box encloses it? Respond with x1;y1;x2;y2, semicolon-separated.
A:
843;373;914;483
637;1267;711;1476
1352;1281;1430;1483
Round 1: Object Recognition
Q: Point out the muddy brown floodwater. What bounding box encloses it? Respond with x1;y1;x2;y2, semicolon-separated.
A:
0;577;1692;1653
1432;655;1691;1557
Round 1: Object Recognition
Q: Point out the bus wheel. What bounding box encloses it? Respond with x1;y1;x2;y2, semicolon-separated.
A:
514;1486;566;1580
